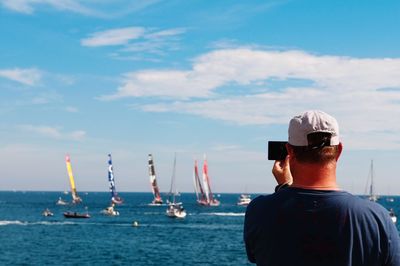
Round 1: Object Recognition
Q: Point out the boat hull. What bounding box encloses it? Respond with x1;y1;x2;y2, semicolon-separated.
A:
63;211;90;219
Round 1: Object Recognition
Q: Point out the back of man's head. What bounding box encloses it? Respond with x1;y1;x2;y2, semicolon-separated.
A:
288;110;340;164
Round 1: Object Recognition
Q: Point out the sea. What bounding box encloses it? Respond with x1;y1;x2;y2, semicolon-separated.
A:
0;192;399;266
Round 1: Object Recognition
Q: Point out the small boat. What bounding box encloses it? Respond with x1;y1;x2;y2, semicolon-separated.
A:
56;197;68;205
166;153;187;218
237;194;251;206
166;203;187;218
389;208;397;224
63;211;90;219
42;208;54;217
101;203;119;216
148;154;164;206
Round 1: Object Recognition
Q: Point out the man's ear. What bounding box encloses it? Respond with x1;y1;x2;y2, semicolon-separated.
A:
336;142;343;161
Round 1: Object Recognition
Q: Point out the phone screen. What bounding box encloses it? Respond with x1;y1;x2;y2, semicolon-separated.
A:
267;141;288;160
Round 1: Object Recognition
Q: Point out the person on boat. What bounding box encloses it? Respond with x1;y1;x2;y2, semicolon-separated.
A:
244;110;400;266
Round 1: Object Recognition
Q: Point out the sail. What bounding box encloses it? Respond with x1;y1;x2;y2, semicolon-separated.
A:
193;160;207;203
108;154;123;204
202;154;220;206
65;155;82;204
148;154;163;204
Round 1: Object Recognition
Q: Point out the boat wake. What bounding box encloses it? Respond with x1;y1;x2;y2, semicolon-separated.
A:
200;212;245;217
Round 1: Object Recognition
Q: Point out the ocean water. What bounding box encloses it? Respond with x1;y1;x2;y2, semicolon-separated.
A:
0;192;252;265
0;192;399;265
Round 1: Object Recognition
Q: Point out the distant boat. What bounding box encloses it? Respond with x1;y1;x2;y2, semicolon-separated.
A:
107;154;123;205
148;154;164;206
65;155;82;204
193;159;208;205
201;155;220;206
389;208;397;224
366;160;379;202
56;196;68;205
101;154;122;216
101;203;119;216
166;154;186;218
42;208;54;217
63;211;90;219
237;194;251;206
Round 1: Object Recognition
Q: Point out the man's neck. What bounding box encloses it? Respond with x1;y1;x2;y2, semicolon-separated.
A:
290;162;339;190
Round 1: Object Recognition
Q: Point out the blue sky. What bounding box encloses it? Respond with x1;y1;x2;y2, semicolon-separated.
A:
1;0;400;195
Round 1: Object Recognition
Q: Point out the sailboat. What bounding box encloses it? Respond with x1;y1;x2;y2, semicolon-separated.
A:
148;154;164;206
193;159;208;205
201;155;220;206
366;160;379;202
101;154;122;216
65;155;82;204
166;154;186;218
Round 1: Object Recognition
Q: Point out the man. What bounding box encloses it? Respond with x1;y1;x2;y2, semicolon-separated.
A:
244;110;400;266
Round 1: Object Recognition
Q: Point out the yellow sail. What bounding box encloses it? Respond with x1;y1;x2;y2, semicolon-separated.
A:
65;155;82;204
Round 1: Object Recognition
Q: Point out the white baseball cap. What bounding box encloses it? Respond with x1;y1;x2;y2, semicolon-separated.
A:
288;110;339;146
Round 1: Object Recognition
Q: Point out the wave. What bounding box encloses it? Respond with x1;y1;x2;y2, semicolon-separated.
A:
0;220;27;226
200;212;245;217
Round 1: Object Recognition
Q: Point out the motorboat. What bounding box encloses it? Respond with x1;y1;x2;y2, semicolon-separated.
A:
42;208;54;217
237;194;251;206
101;205;119;216
56;197;68;205
166;203;187;218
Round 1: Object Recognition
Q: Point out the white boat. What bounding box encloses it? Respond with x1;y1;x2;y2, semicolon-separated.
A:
166;202;187;218
101;204;120;216
42;208;54;217
389;208;397;224
166;153;187;218
65;155;82;204
201;154;220;206
148;154;164;206
237;194;251;206
56;197;68;205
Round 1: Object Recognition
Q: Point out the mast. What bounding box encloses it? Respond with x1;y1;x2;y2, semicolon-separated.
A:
65;155;82;204
148;154;163;204
169;153;177;204
368;160;377;202
108;154;123;204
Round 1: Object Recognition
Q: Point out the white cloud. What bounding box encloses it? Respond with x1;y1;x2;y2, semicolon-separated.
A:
81;27;145;47
0;68;42;86
0;0;104;16
103;48;400;149
81;26;186;60
1;0;161;17
18;124;86;141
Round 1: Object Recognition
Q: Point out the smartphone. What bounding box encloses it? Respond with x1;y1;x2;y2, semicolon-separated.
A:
267;141;288;160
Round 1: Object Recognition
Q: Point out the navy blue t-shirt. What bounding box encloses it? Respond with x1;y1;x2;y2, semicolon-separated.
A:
244;188;400;266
